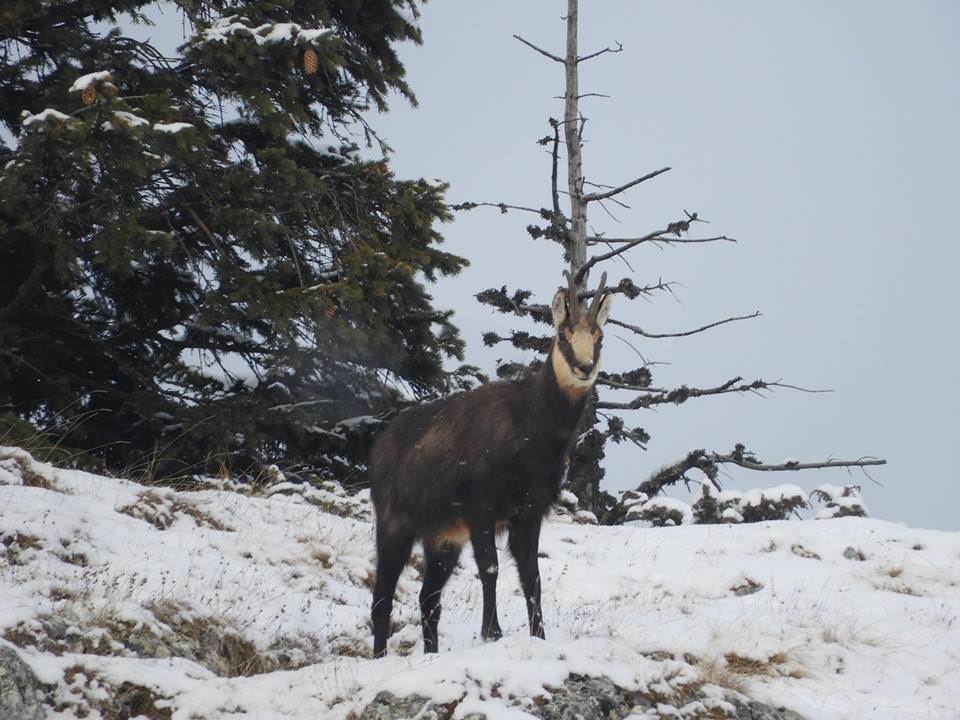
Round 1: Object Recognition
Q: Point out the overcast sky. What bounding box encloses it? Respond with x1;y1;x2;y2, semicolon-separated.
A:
120;2;959;530
364;1;959;530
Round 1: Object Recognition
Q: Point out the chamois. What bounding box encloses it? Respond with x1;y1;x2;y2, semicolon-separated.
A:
369;271;612;657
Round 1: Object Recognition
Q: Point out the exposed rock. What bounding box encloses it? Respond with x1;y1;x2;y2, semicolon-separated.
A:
4;605;288;678
728;696;806;720
0;645;45;720
357;673;807;720
532;675;643;719
359;692;458;720
843;546;866;561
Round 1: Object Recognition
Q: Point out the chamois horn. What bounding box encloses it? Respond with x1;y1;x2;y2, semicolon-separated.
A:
562;269;582;323
586;271;608;325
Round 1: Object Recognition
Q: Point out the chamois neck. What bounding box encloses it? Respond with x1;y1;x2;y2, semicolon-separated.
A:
535;342;591;428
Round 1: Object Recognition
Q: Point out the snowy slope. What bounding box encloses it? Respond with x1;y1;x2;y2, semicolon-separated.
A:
1;447;958;719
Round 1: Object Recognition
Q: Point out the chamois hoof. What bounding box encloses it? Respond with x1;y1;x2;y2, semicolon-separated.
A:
481;627;503;642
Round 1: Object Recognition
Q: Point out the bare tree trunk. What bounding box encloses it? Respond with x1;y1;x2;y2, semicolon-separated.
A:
564;0;587;276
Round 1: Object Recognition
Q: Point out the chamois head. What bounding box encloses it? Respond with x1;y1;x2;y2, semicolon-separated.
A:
550;270;613;399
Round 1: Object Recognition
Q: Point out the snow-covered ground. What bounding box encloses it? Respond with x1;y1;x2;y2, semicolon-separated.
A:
1;446;958;719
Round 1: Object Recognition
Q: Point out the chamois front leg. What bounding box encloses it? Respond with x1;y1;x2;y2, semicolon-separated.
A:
371;525;415;658
508;513;545;639
469;518;503;641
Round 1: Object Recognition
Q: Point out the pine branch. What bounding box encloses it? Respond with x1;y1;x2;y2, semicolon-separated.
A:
449;200;558;221
595;376;823;410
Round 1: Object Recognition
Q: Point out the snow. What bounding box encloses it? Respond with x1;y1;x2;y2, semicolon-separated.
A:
69;71;111;93
261;22;301;45
21;108;73;127
112;110;150;128
1;446;958;719
298;28;331;43
153;121;193;134
195;15;331;48
637;496;694;525
741;484;805;506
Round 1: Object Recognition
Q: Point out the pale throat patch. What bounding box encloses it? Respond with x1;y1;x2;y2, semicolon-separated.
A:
551;340;598;401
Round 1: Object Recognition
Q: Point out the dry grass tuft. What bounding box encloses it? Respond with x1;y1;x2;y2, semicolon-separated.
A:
0;451;58;491
56;665;173;720
724;651;805;680
696;656;747;694
117;489;232;532
1;531;43;565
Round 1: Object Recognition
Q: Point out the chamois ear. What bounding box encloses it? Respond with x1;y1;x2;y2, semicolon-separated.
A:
551;289;568;328
594;292;613;327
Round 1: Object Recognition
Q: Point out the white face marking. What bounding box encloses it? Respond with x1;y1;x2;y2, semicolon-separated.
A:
568;322;597;376
549;286;612;400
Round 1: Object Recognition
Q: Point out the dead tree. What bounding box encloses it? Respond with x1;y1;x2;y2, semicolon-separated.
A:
457;0;885;522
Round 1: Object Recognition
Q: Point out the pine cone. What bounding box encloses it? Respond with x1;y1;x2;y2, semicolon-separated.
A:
303;48;319;76
324;304;336;319
81;85;96;106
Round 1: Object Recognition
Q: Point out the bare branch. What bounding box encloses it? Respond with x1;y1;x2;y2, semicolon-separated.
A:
549;118;562;220
577;41;624;63
714;453;886;474
553;93;610;100
576;228;664;281
575;210;723;283
587;235;736;246
606;311;760;339
513;34;566;64
583;167;670;203
636;445;887;498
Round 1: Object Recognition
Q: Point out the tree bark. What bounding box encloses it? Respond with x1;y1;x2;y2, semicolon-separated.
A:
564;0;587;276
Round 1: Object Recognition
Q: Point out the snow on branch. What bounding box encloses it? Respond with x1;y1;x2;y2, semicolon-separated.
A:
191;15;332;49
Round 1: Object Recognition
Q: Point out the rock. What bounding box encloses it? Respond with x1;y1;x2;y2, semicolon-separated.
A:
531;675;643;719
360;691;458;720
0;645;45;720
358;674;809;719
728;696;806;720
843;546;866;561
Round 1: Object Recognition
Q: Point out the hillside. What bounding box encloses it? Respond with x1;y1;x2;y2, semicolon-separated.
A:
1;446;958;719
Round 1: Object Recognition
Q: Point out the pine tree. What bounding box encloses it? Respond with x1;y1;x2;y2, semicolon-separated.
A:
0;1;474;482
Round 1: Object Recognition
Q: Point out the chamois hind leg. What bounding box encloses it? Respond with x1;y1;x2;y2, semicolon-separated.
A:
419;538;462;653
371;523;415;658
508;513;545;639
469;520;503;641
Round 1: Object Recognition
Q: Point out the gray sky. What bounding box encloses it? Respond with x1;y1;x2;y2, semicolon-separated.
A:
368;2;959;530
103;2;959;530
